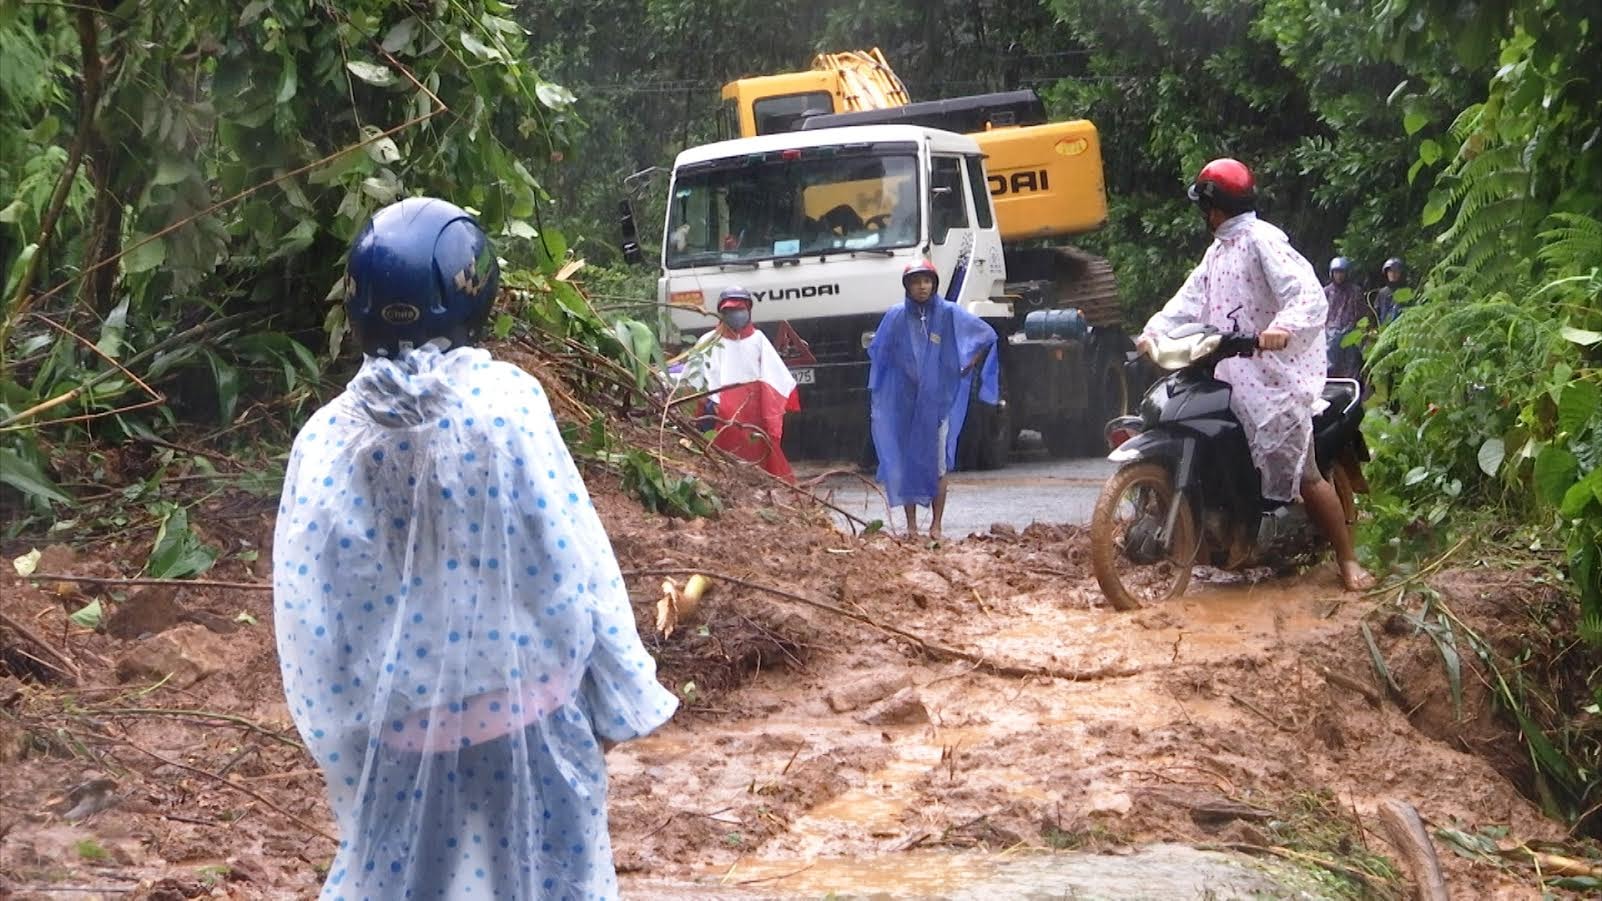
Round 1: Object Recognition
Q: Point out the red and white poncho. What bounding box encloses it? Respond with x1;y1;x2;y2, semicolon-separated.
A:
694;324;801;481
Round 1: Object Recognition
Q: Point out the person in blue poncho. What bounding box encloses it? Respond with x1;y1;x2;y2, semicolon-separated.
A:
868;259;999;541
273;198;677;900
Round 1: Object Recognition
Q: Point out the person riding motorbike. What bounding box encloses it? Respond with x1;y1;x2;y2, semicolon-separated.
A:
1323;256;1367;380
1374;257;1406;325
1135;159;1375;591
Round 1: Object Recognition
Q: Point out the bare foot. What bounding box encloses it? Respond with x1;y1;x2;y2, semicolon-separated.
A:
928;526;942;543
1340;559;1376;591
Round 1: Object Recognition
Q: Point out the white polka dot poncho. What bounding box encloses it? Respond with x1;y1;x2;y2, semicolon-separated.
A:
273;342;678;900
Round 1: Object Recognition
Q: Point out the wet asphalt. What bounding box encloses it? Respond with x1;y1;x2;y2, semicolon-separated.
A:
800;444;1118;538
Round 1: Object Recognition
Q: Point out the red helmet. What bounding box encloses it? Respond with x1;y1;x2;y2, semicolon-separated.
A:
902;258;939;291
1187;158;1256;213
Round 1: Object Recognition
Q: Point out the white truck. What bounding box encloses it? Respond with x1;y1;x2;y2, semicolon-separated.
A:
650;123;1130;467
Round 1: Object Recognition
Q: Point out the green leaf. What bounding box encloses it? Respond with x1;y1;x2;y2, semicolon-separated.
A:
0;448;73;506
459;30;504;62
97;297;130;359
270;219;318;260
239;0;268;25
1404;466;1430;486
203;349;240;424
4;244;38;299
1476;437;1504;477
1534;446;1579;506
345;60;397;87
1558;381;1600;436
69;599;104;630
1560;326;1602;347
324;304;349;360
536;81;576;109
234;611;258;626
1421;193;1448;227
13;549;42;577
1360;622;1400;693
1418;138;1441;165
122;235;165;274
147;506;219;579
1407;158;1425;185
381;17;420;53
492;312;515;339
1403;108;1429;136
0;199;26;223
276;62;298;104
1560;470;1602;518
151;157;195;187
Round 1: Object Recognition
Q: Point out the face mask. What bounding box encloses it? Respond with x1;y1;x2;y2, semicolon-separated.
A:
722;309;751;330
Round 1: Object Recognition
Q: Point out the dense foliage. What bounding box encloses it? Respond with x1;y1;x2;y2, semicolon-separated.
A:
1;0;570;509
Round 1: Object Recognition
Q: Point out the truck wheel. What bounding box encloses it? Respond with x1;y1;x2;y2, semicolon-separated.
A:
1097;354;1130;422
1041;419;1078;459
971;397;1013;470
956;369;1011;471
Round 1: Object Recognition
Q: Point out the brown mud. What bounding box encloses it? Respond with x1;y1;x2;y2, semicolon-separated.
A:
0;464;1583;899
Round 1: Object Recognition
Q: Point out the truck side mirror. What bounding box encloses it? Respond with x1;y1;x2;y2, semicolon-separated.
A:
618;199;643;266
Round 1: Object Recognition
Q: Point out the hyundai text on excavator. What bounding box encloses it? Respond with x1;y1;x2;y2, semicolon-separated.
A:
649;49;1131;467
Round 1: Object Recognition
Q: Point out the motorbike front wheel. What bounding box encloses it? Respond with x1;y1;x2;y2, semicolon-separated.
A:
1090;462;1199;611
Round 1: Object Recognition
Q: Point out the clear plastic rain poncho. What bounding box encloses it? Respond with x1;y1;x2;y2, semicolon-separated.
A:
273;342;678;900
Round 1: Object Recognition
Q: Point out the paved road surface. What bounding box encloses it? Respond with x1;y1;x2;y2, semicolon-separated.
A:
799;451;1117;538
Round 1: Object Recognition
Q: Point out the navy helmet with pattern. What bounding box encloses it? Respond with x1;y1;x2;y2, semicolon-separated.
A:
346;197;499;357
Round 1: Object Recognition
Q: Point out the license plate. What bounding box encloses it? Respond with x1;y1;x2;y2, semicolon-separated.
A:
792;367;816;385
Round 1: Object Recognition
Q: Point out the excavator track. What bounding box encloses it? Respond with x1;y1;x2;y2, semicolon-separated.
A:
1002;244;1122;329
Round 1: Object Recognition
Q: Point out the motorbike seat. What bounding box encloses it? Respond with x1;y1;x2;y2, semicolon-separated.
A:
1314;378;1362;433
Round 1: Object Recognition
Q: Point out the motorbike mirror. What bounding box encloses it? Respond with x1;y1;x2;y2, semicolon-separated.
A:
618;198;643;266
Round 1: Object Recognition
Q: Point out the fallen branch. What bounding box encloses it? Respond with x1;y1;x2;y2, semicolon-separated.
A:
1378;799;1449;901
79;729;335;843
26;573;272;591
1227;692;1297;733
1320;665;1383;708
624;567;1139;682
0;609;81;683
94;707;302;750
1496;844;1602;879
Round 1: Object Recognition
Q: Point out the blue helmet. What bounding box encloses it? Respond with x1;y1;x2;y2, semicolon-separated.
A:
345;197;499;357
717;286;753;310
1329;256;1351;275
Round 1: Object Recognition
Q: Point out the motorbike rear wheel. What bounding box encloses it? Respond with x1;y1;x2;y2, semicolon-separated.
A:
1090;462;1198;611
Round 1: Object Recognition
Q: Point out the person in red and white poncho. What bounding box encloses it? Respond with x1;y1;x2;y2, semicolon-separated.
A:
690;287;801;482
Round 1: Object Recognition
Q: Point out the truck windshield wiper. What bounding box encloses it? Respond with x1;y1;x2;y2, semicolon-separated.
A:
814;246;896;259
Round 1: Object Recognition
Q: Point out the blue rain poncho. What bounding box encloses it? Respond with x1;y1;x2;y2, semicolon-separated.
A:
273;342;677;900
867;294;999;507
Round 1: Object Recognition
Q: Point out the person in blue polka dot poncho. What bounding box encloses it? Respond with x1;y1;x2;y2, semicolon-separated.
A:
273;198;678;900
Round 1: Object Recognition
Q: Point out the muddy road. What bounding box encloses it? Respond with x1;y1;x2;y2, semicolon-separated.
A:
0;461;1578;900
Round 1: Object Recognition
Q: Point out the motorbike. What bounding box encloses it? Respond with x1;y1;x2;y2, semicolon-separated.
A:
1089;323;1368;611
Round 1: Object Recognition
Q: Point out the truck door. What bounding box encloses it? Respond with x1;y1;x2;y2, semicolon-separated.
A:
927;155;972;301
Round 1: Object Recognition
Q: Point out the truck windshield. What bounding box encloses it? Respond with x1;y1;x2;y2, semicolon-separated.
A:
665;151;919;269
